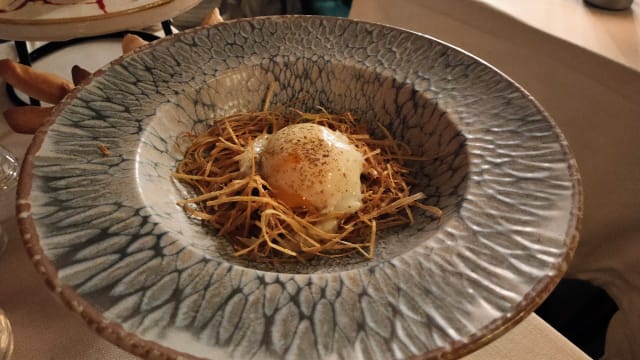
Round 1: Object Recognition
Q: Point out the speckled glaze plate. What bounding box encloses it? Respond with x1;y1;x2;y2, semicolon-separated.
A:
0;0;200;41
17;16;581;360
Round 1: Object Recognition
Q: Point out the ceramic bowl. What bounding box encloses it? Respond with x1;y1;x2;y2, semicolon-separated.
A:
17;16;581;360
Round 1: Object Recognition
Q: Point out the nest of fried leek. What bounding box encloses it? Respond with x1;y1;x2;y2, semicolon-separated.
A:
173;108;441;261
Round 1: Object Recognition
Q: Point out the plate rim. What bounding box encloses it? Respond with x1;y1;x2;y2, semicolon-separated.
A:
0;0;171;25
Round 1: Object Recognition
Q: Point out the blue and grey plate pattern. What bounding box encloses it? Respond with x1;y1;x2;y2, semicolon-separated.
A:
17;16;581;360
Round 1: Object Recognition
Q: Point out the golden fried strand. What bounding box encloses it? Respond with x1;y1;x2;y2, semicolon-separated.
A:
173;110;440;260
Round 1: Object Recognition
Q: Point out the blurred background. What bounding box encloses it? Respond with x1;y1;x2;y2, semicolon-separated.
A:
173;0;352;29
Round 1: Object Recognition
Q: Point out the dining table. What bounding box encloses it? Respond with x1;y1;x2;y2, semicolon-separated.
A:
2;0;639;359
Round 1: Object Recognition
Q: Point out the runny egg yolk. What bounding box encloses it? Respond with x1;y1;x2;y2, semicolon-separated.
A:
258;123;364;215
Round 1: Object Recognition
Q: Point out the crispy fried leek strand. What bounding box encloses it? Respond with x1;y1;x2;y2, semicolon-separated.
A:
173;110;442;260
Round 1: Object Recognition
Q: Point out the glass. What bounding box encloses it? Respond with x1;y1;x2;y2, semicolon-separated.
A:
0;145;16;359
0;145;18;191
0;307;12;360
0;225;13;360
